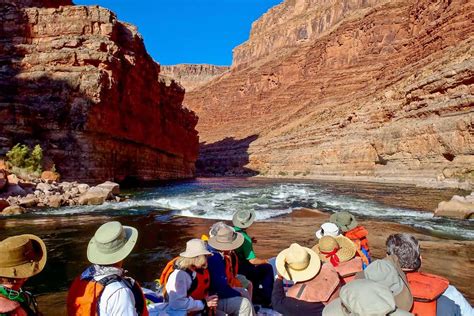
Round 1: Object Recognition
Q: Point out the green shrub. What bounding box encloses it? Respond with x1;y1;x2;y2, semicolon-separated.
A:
6;143;43;175
6;144;29;169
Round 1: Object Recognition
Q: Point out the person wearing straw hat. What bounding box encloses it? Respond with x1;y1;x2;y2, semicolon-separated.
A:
207;224;254;316
67;221;148;316
232;210;273;307
312;235;362;284
323;279;413;316
164;239;219;316
0;234;47;316
272;243;328;315
329;211;372;268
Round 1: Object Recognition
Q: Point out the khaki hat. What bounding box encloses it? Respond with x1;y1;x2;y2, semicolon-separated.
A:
208;224;244;251
232;209;256;229
313;235;356;266
87;221;138;265
330;212;358;232
355;256;413;311
276;243;321;282
0;234;47;278
180;239;212;258
316;222;341;239
323;279;413;316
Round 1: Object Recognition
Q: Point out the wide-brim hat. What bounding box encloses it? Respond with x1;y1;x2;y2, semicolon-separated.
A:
0;234;47;278
232;209;256;229
329;212;358;232
312;235;356;263
208;224;244;251
316;222;341;239
87;221;138;265
355;255;413;311
276;243;321;282
180;239;212;258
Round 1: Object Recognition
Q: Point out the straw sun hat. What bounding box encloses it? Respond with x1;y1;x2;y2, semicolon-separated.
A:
208;224;244;251
180;239;212;258
0;234;47;278
276;243;321;282
87;221;138;265
232;209;256;229
312;235;356;266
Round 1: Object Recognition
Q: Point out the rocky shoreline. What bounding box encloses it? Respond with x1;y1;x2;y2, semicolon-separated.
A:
0;168;122;216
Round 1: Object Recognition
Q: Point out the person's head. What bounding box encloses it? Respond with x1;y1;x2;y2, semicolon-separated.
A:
209;221;228;238
207;223;244;253
323;279;413;316
232;209;256;229
276;243;321;282
87;221;138;266
176;239;212;270
329;211;358;232
312;235;356;266
0;234;47;290
315;222;341;239
386;234;421;271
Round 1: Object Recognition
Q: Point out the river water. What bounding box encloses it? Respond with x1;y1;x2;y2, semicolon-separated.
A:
0;177;472;301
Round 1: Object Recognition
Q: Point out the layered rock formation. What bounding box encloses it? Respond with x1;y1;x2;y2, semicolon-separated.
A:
186;0;474;188
0;1;199;183
161;64;229;92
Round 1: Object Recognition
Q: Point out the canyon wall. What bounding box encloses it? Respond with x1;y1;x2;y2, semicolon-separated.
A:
161;64;229;92
0;1;199;184
186;0;474;189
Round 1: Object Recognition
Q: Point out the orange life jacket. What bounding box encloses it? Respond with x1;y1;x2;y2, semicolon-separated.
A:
334;257;363;284
67;274;148;316
344;226;371;265
406;271;449;316
287;263;341;305
159;257;210;300
224;251;242;288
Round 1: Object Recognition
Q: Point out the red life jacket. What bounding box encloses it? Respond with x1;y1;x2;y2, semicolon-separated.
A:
159;257;210;300
67;274;148;316
224;251;242;288
406;271;449;316
334;257;363;284
344;226;371;265
287;263;341;305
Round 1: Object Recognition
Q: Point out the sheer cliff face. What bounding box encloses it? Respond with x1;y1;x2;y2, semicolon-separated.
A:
0;2;199;183
186;0;474;188
161;65;229;92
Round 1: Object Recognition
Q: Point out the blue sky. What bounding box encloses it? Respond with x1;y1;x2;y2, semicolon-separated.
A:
74;0;283;66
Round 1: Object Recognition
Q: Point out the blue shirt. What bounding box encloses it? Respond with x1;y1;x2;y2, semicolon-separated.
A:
207;248;241;299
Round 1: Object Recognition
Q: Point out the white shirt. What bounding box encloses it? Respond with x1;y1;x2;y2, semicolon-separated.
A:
97;278;138;316
165;269;205;316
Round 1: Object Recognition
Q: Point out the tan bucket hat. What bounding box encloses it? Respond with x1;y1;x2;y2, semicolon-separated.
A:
330;211;358;232
323;279;413;316
276;243;321;282
87;221;138;265
355;255;413;311
312;235;356;266
180;239;212;258
232;209;256;229
208;224;244;251
0;234;47;278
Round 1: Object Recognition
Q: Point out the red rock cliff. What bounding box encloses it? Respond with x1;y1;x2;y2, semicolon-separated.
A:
186;0;474;189
161;64;229;92
0;2;199;183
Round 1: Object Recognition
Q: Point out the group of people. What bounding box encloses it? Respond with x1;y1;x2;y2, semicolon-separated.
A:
0;210;472;316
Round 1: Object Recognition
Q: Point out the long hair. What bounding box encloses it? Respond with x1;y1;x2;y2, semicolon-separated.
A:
175;255;208;270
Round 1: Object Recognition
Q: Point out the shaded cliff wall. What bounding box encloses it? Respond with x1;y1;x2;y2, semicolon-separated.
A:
161;64;229;92
0;2;199;183
186;0;473;188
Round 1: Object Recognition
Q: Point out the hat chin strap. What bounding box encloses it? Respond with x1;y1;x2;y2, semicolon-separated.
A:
321;247;340;267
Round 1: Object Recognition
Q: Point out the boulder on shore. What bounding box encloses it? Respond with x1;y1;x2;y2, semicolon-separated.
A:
1;205;26;216
41;171;60;183
434;193;474;219
78;186;114;206
97;181;120;195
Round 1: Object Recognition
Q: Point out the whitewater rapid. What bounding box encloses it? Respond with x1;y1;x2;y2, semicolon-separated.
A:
33;178;474;240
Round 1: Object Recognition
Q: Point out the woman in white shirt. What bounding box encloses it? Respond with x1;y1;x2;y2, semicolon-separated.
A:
165;239;218;316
